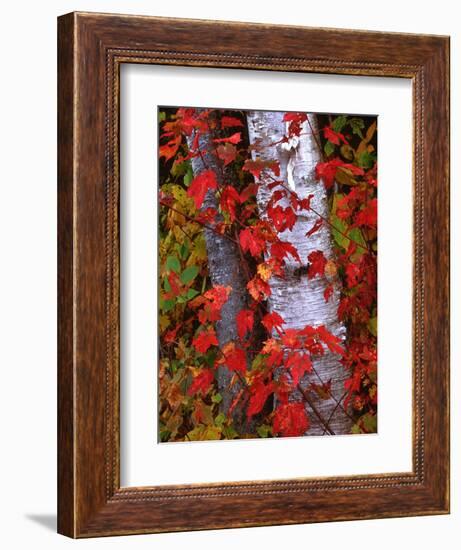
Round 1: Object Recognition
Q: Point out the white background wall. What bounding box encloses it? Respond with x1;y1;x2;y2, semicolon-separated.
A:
0;1;457;548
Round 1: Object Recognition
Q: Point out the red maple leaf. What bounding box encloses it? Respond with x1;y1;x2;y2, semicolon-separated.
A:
236;309;254;340
239;227;266;257
159;135;182;162
200;285;231;321
281;329;301;350
270;241;301;263
213;132;242;145
216;143;237;166
192;327;219;354
323;125;348;145
305;218;323;237
167;272;181;297
220;116;244;129
316;325;345;356
188;369;214;396
298;194;314;211
273;402;309;437
196;207;218;225
283;112;308;137
239;183;258;203
286;352;312;386
223;346;247;374
267;204;297;232
346;263;361;288
323;284;334;302
186;169;218;209
243;159;280;179
307;250;327;279
247;276;271;301
261;312;285;333
315;158;344;189
354;198;377;228
220;185;241;221
247;379;274;418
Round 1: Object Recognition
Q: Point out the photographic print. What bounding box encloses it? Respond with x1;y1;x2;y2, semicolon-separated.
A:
158;107;377;442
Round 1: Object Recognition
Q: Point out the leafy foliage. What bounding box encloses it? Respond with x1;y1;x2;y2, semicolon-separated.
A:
158;107;377;442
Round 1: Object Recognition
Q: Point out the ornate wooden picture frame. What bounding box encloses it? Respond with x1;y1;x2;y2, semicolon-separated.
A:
57;12;450;537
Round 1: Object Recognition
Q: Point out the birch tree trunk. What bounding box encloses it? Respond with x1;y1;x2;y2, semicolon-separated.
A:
186;118;248;419
246;111;353;435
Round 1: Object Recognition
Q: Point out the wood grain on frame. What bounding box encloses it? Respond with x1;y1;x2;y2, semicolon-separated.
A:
57;12;450;537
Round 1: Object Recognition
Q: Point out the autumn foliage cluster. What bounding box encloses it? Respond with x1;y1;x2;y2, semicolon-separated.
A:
158;106;377;441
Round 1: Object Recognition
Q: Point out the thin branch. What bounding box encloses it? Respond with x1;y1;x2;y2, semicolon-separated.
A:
297;384;335;435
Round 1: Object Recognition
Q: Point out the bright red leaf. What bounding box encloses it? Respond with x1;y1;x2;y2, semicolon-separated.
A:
236;309;254;340
281;329;301;349
213;132;242;145
267;204;297;232
186;169;218;209
305;218;323;237
307;250;327;279
223;346;247;374
243;159;280;179
239;227;266;257
220;185;241;221
273;402;309;437
159;135;182;162
247;276;271;301
323;284;334;302
220;116;244;128
271;241;301;263
283;112;308;137
286;352;312;386
261;312;285;333
247;379;274;418
354;198;377;228
188;369;214;396
316;325;345;356
323;125;348;145
192;327;219;354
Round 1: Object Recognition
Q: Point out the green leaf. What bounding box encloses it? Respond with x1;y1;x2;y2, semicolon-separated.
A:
184;164;194;186
211;393;223;404
177;288;199;303
351;424;362;434
361;413;377;433
215;413;226;427
222;425;238;439
330;194;366;252
179;242;189;260
332;115;347;132
357;150;376;169
163;277;171;293
257;424;272;438
187;426;221;441
180;265;199;285
158;111;166;122
348;117;365;138
368;316;377;336
166;255;180;273
161;299;175;312
324;141;335;157
186;288;199;300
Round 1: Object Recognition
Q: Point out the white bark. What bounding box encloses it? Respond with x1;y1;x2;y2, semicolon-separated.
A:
246;111;352;435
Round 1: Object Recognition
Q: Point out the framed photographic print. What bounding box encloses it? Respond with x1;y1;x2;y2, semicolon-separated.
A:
57;12;450;537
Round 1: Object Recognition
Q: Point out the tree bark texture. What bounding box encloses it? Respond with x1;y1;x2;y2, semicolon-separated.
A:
246;111;353;435
186;120;248;419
